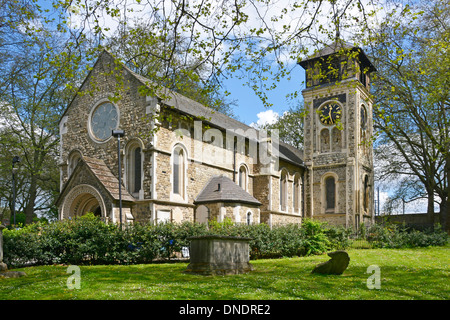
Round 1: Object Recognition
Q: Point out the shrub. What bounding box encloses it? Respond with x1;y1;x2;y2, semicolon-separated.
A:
325;225;353;250
366;223;448;248
3;223;42;267
2;215;447;267
300;219;331;255
119;223;160;264
208;218;241;236
403;225;448;247
247;223;295;259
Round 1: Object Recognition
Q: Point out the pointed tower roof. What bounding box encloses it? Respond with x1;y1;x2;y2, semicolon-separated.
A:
299;40;376;72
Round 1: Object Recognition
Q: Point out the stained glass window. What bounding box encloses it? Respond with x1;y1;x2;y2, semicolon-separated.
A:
325;176;335;210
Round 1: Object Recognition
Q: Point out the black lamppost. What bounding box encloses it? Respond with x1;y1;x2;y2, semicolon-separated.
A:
12;156;20;227
112;129;125;228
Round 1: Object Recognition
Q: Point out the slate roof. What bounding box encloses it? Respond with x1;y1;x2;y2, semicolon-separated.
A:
82;157;134;202
56;156;134;207
122;55;305;168
194;175;262;206
59;50;305;168
305;40;355;60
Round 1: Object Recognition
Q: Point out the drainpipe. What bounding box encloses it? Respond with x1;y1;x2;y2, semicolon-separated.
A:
233;138;237;182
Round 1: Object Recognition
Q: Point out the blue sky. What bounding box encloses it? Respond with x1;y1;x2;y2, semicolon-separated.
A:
222;65;306;127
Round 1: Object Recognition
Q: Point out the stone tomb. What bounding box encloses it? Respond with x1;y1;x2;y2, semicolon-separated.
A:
185;235;254;275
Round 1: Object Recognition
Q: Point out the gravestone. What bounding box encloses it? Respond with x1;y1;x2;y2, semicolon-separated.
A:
312;250;350;275
185;235;254;275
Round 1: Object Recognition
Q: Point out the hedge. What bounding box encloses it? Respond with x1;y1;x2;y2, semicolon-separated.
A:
2;214;448;268
366;223;449;248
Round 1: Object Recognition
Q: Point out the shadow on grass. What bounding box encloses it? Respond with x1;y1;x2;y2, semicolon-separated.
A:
1;247;449;300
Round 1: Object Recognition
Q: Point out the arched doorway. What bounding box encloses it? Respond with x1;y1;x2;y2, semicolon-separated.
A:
61;184;106;219
70;193;101;217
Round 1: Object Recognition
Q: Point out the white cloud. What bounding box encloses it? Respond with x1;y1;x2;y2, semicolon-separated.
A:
249;109;279;128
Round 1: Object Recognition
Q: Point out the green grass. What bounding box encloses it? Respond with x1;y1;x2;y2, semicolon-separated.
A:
1;246;448;300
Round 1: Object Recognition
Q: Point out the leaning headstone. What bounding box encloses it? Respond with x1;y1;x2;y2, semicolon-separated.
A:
312;250;350;275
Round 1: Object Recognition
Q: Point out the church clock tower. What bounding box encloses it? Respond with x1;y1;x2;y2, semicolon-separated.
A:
299;41;376;228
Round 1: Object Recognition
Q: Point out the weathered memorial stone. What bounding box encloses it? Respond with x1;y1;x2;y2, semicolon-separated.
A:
312;250;350;275
0;271;27;279
185;235;254;275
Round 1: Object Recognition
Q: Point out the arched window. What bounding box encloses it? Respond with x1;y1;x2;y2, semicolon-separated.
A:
238;165;248;191
320;128;330;153
68;151;82;177
173;145;186;198
126;142;143;198
331;127;342;152
280;169;288;212
293;174;301;213
325;176;336;211
247;211;253;225
363;175;369;213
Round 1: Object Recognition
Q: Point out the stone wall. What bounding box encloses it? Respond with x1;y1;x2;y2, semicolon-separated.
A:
60;52;153;191
375;213;442;230
260;211;302;226
199;202;260;225
153;203;194;223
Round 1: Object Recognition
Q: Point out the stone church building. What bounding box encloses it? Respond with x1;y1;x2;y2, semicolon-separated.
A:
56;41;376;229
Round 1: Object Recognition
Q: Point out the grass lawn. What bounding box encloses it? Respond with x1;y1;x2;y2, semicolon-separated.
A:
0;246;448;300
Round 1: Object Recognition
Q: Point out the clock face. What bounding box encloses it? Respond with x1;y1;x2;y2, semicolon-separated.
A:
90;102;119;141
319;103;341;125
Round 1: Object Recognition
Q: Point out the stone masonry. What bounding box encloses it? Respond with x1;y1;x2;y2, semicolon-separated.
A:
57;42;375;229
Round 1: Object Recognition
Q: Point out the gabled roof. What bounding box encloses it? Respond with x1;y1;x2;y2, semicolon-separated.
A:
60;50;305;168
194;175;262;206
82;157;134;202
56;156;134;207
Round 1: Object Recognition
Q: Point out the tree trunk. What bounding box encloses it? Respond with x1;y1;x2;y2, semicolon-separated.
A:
439;201;448;233
426;189;435;230
24;174;38;225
